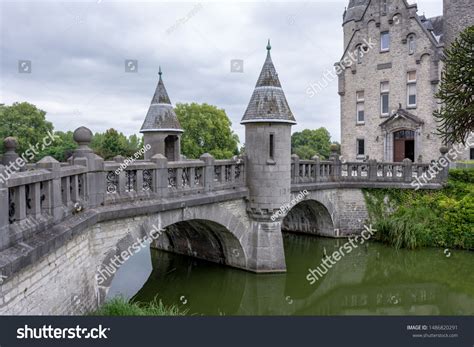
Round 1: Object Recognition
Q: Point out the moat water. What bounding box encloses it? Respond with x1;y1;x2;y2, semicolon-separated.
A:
107;233;474;315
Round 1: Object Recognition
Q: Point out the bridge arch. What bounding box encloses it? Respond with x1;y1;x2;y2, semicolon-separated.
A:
94;201;250;303
282;196;335;237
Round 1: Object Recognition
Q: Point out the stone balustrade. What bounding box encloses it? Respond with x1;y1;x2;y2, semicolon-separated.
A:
291;154;446;185
0;136;245;251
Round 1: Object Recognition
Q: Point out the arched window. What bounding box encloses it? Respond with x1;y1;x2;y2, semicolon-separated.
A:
408;34;416;55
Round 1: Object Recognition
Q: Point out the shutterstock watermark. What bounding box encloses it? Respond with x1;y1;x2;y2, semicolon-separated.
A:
0;131;60;184
306;37;376;98
306;224;376;285
114;144;152;175
411;133;474;190
166;3;203;34
270;190;309;221
96;223;164;285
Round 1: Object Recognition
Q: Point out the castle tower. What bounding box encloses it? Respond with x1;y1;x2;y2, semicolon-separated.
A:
443;0;473;49
241;40;296;272
140;67;183;161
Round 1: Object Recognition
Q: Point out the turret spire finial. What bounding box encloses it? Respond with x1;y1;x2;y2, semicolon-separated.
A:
158;66;162;77
266;39;271;51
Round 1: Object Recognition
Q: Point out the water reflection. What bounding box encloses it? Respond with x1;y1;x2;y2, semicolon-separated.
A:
111;233;474;315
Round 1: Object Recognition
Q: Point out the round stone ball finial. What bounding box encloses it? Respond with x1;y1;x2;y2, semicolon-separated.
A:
439;146;449;155
330;143;339;153
4;137;18;152
73;126;93;147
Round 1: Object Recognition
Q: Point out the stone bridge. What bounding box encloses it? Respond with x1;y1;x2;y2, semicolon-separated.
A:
0;129;445;314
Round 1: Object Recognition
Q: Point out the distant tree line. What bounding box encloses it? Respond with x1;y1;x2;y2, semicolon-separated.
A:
0;102;340;163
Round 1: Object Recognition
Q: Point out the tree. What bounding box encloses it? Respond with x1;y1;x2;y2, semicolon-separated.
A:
174;103;239;159
291;128;332;159
91;129;141;160
37;131;77;162
0;102;54;155
434;25;474;145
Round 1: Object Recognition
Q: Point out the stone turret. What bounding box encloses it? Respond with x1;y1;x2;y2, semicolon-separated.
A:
242;40;296;218
241;40;296;272
140;67;183;161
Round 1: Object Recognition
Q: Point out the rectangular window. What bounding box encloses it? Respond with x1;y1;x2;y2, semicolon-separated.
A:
408;35;416;54
407;71;417;107
269;134;274;159
356;91;365;124
381;31;390;51
357;139;365;156
470;148;474;160
380;81;389;116
356;103;365;123
382;0;387;13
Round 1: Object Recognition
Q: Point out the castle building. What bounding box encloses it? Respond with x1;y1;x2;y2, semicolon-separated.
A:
140;67;183;161
338;0;473;162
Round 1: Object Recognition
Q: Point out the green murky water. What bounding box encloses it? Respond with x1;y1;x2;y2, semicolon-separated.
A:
108;233;474;315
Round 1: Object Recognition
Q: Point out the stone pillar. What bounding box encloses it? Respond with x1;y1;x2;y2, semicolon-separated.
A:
151;154;169;197
439;146;450;182
72;127;105;208
1;137;23;172
330;144;341;179
200;153;215;192
403;158;413;182
36;156;63;222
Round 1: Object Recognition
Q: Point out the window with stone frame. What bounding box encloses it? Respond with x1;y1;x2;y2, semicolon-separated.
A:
381;0;388;14
408;34;416;55
407;71;417;107
356;91;365;124
269;133;274;160
356;44;363;64
356;138;365;157
381;31;390;51
380;81;390;116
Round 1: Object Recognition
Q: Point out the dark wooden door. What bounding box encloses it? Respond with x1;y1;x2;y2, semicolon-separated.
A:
394;139;405;162
393;130;415;162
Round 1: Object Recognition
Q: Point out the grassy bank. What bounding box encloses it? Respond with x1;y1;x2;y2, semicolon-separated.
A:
363;168;474;250
92;297;187;316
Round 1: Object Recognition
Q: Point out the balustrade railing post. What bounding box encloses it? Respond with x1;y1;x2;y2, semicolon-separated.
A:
176;168;183;189
136;170;143;192
200;153;215;192
151;154;169;197
291;154;299;183
403;158;413;182
189;167;196;188
368;159;377;181
311;155;320;182
331;155;341;181
71;127;105;208
30;182;42;218
37;156;63;222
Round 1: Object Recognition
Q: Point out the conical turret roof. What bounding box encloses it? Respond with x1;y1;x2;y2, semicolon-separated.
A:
241;40;296;125
140;67;183;133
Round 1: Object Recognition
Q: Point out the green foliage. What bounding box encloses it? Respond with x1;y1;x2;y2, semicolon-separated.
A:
363;169;474;250
37;131;77;162
92;296;186;316
91;129;143;160
291;128;332;159
175;103;239;159
0;102;54;155
434;26;474;145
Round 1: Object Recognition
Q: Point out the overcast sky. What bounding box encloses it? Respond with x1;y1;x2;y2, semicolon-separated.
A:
0;0;442;144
